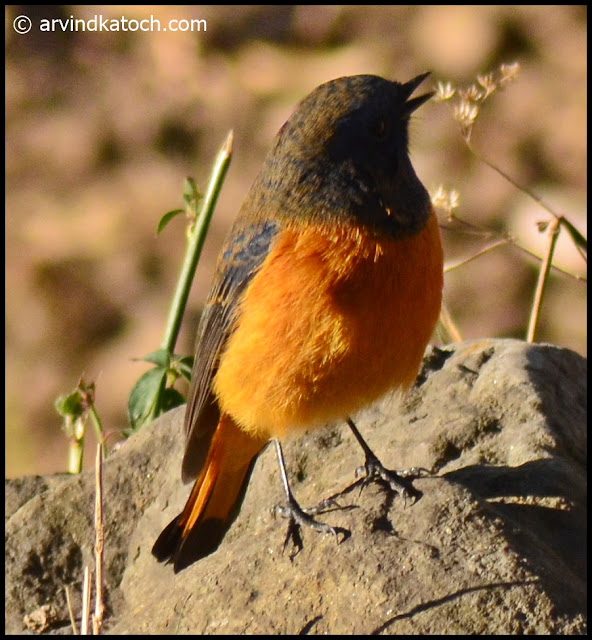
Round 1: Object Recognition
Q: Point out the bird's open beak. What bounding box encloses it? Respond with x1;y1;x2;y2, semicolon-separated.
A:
402;72;433;115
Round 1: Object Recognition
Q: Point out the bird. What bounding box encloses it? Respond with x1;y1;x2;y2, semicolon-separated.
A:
152;72;444;572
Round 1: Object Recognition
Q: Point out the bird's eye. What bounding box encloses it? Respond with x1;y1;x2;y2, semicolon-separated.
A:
369;118;388;140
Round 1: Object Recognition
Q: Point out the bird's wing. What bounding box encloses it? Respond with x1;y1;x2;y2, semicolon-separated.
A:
181;218;279;482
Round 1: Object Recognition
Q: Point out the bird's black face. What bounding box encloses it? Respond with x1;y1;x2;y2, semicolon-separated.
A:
251;74;433;240
327;80;413;172
321;74;433;238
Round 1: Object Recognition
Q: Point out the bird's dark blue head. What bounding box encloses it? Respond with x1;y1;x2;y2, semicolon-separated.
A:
247;74;434;240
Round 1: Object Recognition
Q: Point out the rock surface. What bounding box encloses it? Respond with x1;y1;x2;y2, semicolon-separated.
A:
5;339;587;634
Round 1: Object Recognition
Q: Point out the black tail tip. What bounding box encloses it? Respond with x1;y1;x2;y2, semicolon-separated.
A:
152;514;184;564
152;516;229;573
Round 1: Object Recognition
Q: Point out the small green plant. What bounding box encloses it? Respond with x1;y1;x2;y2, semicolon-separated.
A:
127;131;233;432
54;378;105;474
55;131;233;469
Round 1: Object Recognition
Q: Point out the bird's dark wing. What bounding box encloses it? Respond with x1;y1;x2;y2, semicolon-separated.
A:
181;218;280;482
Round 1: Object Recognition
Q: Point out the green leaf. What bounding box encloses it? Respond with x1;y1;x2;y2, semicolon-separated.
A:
127;368;167;431
134;348;171;368
54;390;85;419
182;177;201;212
54;380;95;419
176;355;194;381
157;209;184;235
161;387;186;412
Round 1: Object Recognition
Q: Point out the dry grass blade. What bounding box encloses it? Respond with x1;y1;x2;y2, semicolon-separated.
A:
526;217;561;342
92;444;105;634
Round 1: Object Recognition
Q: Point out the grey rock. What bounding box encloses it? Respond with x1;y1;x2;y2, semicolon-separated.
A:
5;339;587;634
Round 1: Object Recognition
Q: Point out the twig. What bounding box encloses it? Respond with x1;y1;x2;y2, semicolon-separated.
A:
65;585;79;635
444;239;509;272
92;444;105;634
81;566;92;635
440;212;586;281
439;303;463;343
527;217;560;342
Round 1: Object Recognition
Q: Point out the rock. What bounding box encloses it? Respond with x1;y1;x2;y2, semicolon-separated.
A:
5;339;587;634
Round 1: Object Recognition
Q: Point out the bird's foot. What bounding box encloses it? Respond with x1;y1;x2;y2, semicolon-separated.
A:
355;456;431;506
273;494;349;557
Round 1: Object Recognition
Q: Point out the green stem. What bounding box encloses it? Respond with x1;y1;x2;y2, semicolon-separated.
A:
160;130;234;355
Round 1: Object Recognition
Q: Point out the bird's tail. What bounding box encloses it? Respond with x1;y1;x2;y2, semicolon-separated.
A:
152;414;267;572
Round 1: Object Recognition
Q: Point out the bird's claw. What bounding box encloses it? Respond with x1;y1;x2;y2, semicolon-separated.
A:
273;498;349;558
356;457;430;506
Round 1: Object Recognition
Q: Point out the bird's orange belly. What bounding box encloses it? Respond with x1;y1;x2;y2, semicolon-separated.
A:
214;211;443;439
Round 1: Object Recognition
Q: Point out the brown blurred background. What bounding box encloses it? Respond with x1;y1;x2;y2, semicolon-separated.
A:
5;6;586;478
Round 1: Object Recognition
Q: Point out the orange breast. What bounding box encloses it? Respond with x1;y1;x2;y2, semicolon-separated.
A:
213;210;443;439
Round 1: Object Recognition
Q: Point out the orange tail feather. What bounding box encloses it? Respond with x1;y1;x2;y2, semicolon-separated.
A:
152;415;267;572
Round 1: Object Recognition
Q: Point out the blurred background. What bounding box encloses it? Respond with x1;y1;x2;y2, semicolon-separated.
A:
6;6;586;477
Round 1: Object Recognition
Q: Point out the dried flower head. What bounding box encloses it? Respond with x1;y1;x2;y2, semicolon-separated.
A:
454;100;479;141
435;81;456;101
436;61;520;141
431;185;460;220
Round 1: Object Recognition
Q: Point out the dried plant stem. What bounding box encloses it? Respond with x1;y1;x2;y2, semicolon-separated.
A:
81;566;92;635
92;444;105;634
527;217;560;342
444;239;509;273
440;302;463;343
469;144;559;219
65;585;79;635
441;213;585;282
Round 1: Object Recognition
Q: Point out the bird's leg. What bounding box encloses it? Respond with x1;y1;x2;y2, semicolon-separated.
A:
346;417;430;505
272;439;349;554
